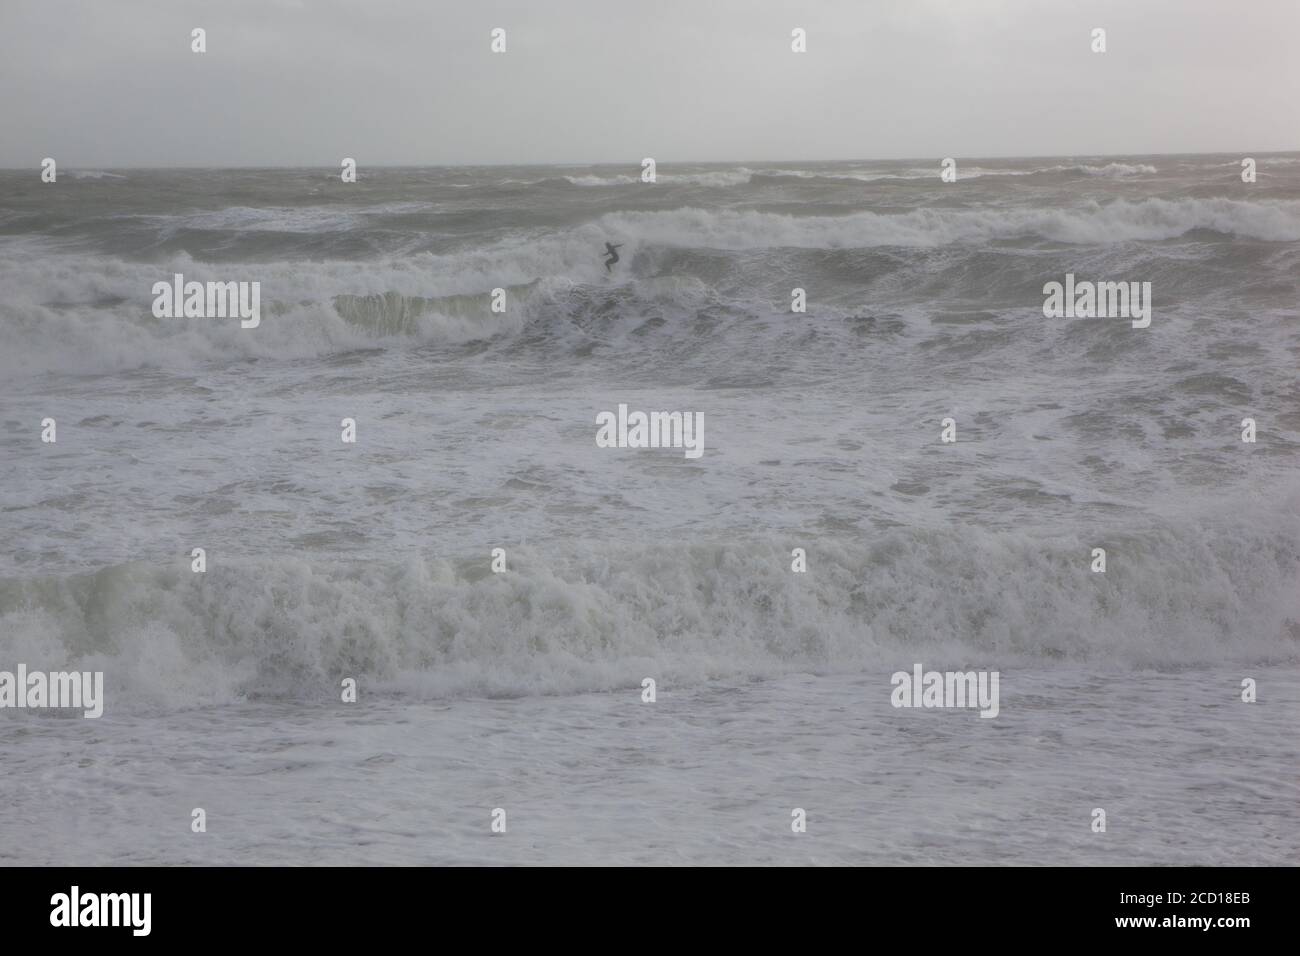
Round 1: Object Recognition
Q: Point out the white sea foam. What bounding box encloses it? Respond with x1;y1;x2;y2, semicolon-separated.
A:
8;664;1298;865
564;169;755;187
2;517;1295;711
596;197;1300;248
4;195;1297;377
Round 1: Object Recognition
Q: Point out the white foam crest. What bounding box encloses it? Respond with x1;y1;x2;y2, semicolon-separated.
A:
0;245;594;375
1;517;1295;711
761;163;1157;181
565;169;754;187
596;197;1300;248
1060;162;1159;178
4;195;1296;376
564;173;639;186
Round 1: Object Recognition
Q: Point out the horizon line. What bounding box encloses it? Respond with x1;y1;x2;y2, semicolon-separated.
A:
4;148;1300;172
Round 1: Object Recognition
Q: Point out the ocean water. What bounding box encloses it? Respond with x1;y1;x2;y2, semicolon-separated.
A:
2;156;1298;864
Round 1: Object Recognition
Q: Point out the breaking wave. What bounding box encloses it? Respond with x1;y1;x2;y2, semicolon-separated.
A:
4;197;1298;376
2;516;1296;711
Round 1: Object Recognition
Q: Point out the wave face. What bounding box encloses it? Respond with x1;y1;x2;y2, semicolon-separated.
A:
2;155;1299;709
4;514;1297;710
3;193;1299;376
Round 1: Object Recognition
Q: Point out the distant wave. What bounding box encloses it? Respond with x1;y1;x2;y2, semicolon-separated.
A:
502;171;760;188
595;197;1300;247
563;173;640;186
563;169;755;187
128;201;439;235
1054;162;1158;178
561;163;1159;187
733;160;1159;183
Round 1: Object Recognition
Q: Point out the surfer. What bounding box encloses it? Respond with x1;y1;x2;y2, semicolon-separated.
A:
603;242;622;273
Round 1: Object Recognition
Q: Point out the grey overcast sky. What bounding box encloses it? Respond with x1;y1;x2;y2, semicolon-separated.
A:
1;0;1296;167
